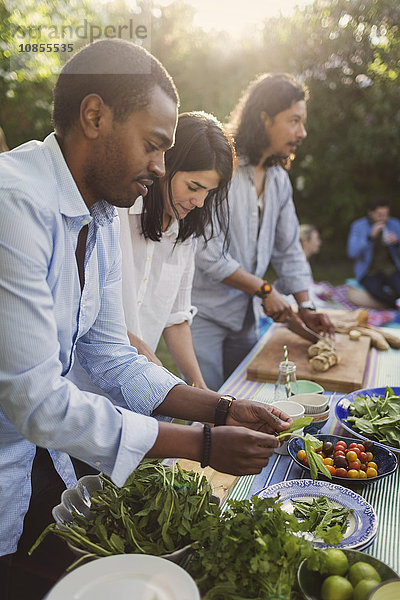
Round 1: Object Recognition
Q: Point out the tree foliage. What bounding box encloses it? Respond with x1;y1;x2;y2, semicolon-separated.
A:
1;0;399;259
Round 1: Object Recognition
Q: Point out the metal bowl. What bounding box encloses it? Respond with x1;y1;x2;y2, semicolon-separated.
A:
52;474;218;565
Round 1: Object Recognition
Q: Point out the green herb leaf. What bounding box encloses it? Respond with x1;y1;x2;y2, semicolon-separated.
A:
276;416;313;438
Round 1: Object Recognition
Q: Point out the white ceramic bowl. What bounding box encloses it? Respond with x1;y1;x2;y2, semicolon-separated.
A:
290;393;329;415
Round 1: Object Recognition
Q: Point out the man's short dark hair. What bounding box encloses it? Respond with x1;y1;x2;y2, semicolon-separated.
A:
229;73;308;167
53;39;179;137
368;196;391;212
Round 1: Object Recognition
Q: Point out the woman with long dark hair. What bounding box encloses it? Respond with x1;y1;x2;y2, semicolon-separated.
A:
118;111;234;389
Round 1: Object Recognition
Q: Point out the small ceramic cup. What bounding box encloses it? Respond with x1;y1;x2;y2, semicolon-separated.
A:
289;393;329;415
291;380;324;394
271;400;305;455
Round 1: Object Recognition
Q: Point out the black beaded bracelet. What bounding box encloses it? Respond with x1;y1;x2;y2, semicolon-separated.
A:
200;423;212;468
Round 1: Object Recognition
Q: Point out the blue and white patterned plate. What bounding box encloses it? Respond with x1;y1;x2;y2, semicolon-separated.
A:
335;386;400;456
256;479;378;549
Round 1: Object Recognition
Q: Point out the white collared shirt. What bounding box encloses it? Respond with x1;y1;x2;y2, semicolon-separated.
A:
118;199;197;351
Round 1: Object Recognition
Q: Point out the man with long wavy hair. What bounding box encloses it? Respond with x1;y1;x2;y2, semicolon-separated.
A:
192;73;334;390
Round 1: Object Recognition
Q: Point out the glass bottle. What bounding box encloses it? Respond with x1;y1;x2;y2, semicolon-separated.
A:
274;361;298;401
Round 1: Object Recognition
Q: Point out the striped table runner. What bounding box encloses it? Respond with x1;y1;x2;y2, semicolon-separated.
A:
219;325;400;574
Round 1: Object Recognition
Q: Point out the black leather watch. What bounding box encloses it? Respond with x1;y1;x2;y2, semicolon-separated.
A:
214;394;235;426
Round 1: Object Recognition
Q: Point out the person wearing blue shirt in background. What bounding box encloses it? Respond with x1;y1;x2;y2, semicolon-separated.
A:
0;40;291;599
347;197;400;309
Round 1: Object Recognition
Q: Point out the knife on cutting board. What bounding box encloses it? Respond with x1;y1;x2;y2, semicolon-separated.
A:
286;316;335;348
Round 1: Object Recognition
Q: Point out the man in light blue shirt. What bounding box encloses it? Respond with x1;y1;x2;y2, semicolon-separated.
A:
0;40;291;598
192;73;334;390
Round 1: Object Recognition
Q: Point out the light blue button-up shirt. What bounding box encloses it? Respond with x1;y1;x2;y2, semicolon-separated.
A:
0;133;182;555
193;163;313;331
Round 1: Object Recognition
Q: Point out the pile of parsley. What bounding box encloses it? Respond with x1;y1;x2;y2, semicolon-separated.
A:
189;495;322;600
346;385;400;448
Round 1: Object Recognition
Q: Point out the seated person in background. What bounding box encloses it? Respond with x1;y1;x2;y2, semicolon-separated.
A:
118;112;234;390
280;224;327;309
299;224;321;260
347;197;400;309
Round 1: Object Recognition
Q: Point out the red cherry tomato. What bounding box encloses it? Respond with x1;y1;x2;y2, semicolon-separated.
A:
360;463;367;472
356;444;365;452
349;443;358;449
335;468;348;478
348;461;361;470
335;441;347;449
334;450;346;457
359;452;368;463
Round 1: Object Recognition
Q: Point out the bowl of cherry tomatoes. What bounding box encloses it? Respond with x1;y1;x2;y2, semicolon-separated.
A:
288;434;398;486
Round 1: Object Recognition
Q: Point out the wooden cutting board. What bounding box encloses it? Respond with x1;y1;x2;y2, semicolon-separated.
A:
247;325;371;393
177;459;238;504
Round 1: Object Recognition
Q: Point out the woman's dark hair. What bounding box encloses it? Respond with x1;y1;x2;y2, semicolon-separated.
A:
53;39;179;137
141;111;235;244
228;73;308;168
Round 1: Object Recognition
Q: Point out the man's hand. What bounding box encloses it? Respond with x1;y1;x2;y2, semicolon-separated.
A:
300;309;335;337
209;426;280;475
226;400;292;434
384;231;398;245
370;221;385;238
262;288;295;322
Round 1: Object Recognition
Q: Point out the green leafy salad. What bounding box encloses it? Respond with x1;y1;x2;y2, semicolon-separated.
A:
346;386;400;448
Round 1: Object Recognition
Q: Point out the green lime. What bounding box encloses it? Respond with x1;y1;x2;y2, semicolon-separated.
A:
321;575;354;600
322;548;349;576
348;561;381;587
353;579;380;600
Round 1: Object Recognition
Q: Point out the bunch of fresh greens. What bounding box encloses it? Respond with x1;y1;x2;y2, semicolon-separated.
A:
30;459;219;559
346;386;400;448
277;418;332;481
189;495;322;600
292;497;353;544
